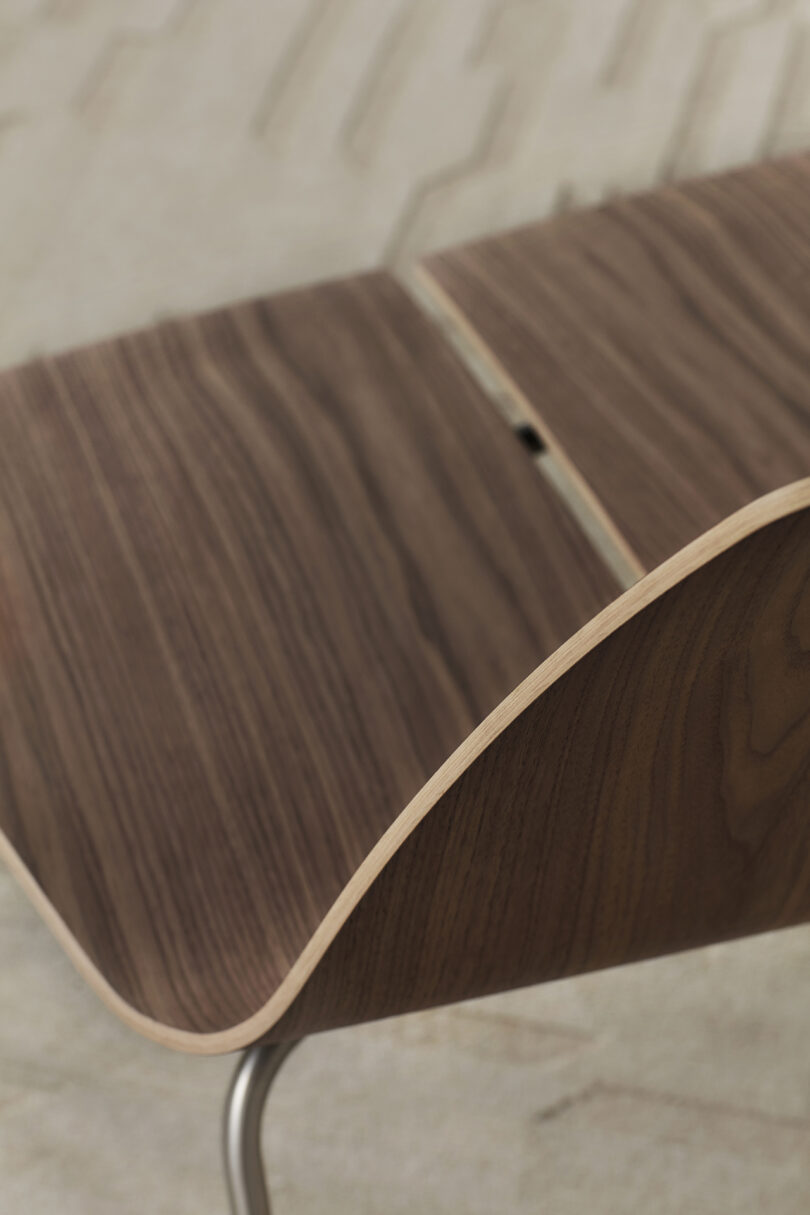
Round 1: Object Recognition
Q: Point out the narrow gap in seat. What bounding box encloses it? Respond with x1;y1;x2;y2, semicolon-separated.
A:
515;422;546;455
399;265;645;591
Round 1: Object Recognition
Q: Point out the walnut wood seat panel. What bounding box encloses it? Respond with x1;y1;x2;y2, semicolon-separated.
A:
421;154;810;572
0;271;620;1039
273;487;810;1041
5;478;810;1053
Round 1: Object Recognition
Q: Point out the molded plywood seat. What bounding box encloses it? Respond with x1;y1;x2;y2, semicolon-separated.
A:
0;273;619;1048
423;155;810;572
3;156;810;1066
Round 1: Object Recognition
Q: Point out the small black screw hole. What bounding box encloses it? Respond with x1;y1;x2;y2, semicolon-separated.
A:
515;423;546;455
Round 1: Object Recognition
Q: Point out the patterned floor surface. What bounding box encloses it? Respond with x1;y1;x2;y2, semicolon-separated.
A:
1;2;810;1212
3;0;810;365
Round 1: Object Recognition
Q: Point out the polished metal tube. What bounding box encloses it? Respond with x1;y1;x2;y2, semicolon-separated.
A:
223;1040;298;1215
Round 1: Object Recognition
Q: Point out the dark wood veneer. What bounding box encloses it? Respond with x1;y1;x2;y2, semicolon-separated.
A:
274;505;810;1038
3;157;810;1054
0;271;617;1036
423;155;810;571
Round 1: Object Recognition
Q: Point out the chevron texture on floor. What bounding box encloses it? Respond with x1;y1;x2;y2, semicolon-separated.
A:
2;0;810;366
1;1;810;1212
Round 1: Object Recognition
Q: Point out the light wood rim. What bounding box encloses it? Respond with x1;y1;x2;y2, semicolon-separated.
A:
5;478;810;1054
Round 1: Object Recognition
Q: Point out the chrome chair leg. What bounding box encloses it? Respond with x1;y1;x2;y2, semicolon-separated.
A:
223;1040;299;1215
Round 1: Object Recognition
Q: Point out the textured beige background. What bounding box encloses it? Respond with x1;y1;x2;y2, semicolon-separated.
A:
4;0;810;367
1;1;810;1211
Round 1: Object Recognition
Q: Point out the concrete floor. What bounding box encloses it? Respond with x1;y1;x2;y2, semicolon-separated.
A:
2;1;810;1211
2;869;810;1213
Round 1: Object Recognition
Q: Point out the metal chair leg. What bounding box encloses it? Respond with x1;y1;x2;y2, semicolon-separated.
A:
223;1040;299;1215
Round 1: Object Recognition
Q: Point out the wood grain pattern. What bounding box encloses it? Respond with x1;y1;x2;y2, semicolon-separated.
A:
273;500;810;1039
5;158;810;1057
421;154;810;572
3;472;810;1051
0;271;619;1037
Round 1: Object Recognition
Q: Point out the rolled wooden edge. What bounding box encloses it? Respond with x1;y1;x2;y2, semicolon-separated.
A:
4;477;810;1055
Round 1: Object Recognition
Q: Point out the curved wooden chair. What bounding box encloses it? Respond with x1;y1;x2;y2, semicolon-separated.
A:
3;153;810;1212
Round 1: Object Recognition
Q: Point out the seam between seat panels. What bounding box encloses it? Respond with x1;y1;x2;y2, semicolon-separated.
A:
399;263;646;591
